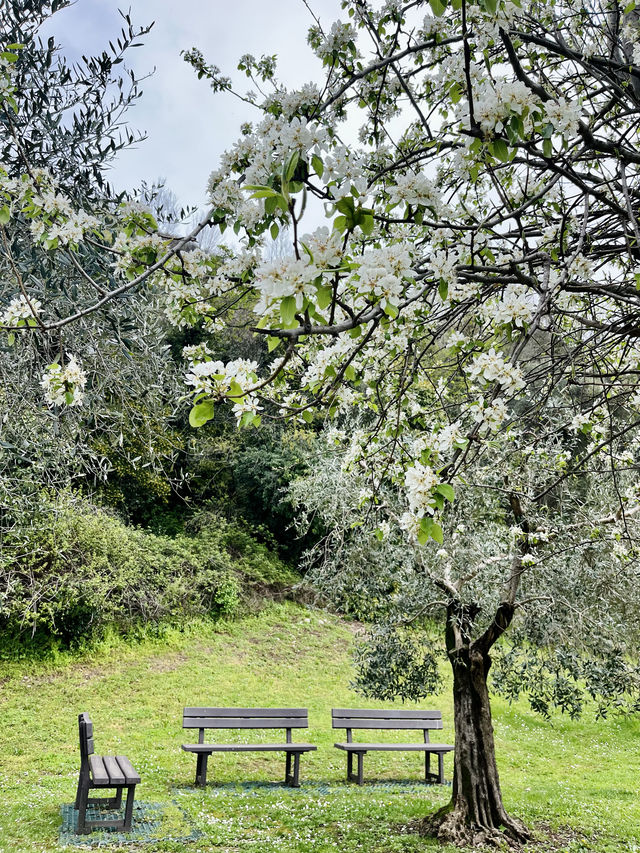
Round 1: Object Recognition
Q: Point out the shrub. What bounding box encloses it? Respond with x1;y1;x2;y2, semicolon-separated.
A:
0;492;293;652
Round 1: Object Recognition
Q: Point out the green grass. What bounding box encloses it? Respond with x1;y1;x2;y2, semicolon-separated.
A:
0;602;639;852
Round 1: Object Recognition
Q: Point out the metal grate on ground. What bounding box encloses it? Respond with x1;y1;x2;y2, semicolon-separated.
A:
59;800;202;847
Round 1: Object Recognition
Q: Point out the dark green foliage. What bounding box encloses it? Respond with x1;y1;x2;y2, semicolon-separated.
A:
491;642;640;720
0;493;296;653
188;424;321;564
352;624;443;703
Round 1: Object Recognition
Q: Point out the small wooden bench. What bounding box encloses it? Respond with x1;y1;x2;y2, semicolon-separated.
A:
181;707;317;787
74;712;141;834
332;708;454;785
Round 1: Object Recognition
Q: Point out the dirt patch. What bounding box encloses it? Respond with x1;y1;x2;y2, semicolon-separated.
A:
146;651;190;674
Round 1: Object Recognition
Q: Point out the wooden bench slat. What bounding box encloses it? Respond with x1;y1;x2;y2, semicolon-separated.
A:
102;755;126;785
332;717;443;730
115;755;141;785
183;716;308;729
334;742;454;752
88;755;109;785
332;709;443;720
182;743;317;752
183;707;308;718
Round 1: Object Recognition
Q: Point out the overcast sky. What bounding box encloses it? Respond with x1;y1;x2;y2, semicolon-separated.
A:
44;0;342;210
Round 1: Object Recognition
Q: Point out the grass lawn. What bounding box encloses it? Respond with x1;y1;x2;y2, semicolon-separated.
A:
0;601;639;852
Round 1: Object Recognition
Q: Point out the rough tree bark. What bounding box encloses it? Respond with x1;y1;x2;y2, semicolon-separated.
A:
421;497;531;846
421;602;529;846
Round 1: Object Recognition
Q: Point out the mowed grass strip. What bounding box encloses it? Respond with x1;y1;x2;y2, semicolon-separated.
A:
0;602;638;852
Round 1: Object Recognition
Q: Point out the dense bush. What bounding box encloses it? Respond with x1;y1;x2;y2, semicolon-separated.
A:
0;493;296;652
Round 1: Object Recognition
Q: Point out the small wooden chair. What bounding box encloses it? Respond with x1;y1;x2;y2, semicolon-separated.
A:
74;712;141;834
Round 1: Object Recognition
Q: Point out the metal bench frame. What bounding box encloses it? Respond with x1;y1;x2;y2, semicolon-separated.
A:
181;707;317;788
74;712;140;834
332;708;454;785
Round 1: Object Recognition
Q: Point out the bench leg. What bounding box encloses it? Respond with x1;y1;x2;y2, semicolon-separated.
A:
425;752;431;782
76;780;89;835
285;752;301;787
123;785;136;831
112;786;123;809
195;753;209;786
438;752;445;785
347;752;365;785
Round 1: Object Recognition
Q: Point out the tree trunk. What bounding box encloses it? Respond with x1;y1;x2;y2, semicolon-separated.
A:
420;604;530;847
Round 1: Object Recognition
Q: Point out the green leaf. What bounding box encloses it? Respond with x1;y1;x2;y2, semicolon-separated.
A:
311;154;324;178
430;522;444;544
301;409;314;423
360;213;374;235
280;295;297;325
336;196;355;216
7;332;14;346
65;390;74;405
316;284;332;310
491;138;510;162
417;528;430;546
542;138;553;158
267;336;281;352
429;0;447;15
270;222;279;240
436;483;455;502
333;215;348;233
345;364;356;381
438;279;448;301
0;205;10;224
189;401;215;428
383;302;399;319
484;0;498;12
284;150;300;183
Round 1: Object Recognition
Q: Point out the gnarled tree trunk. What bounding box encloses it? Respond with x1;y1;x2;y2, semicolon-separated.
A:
421;600;530;847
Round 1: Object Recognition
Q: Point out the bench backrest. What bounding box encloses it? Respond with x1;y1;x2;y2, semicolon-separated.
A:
78;712;95;774
183;707;309;743
332;709;443;743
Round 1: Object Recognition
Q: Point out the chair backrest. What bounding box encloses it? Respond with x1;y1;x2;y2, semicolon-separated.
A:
331;709;443;743
182;707;309;744
78;712;95;771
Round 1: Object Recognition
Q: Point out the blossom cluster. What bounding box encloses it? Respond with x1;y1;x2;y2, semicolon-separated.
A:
466;349;526;396
0;294;42;328
185;354;261;423
40;355;87;407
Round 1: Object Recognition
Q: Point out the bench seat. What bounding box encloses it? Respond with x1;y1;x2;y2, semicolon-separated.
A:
334;742;453;752
89;754;141;786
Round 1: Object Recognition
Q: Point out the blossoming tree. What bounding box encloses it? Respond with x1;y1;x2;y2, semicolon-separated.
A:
4;0;640;844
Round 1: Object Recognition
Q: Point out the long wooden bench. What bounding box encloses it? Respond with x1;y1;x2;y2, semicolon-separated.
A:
74;712;141;834
181;707;317;787
332;708;454;785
